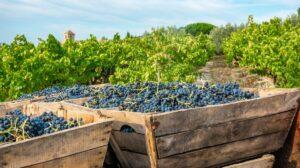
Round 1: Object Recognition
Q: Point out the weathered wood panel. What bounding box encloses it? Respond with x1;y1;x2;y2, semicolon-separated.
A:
63;102;147;134
157;132;286;168
123;151;150;168
0;100;31;116
0;121;112;168
65;97;90;106
0;102;113;168
24;102;98;123
113;131;147;154
223;154;275;168
156;110;294;158
25;146;107;168
145;116;159;168
288;97;300;166
152;89;300;136
110;136;131;168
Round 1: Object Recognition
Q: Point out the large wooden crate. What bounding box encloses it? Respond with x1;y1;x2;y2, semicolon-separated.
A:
66;88;300;168
0;102;113;168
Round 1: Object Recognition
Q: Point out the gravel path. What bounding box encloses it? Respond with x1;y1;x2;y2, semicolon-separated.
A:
197;55;275;88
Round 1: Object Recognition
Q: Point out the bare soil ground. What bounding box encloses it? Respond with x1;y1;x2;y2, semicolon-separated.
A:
197;55;275;89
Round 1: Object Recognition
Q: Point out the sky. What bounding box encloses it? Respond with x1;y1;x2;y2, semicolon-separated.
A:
0;0;299;43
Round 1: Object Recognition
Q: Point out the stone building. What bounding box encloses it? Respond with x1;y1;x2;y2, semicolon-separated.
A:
63;30;75;41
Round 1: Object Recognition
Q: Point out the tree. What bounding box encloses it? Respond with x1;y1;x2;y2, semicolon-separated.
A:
184;22;215;36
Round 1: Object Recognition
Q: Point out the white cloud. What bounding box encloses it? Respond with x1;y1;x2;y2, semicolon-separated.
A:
0;0;299;42
255;9;297;22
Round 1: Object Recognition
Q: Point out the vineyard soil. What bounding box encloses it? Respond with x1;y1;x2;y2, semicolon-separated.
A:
197;55;275;89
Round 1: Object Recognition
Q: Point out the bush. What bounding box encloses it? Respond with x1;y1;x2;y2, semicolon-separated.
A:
0;28;215;101
185;22;216;36
223;15;300;87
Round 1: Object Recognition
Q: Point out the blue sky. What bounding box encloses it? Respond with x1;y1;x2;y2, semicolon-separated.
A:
0;0;299;43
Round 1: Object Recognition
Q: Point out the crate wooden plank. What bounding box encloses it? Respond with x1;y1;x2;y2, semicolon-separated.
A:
151;89;300;136
24;102;98;123
122;151;150;168
157;132;285;168
223;154;275;168
65;97;90;105
0;100;31;116
25;146;107;168
145;116;159;168
156;110;294;158
113;131;147;154
64;102;147;134
110;136;131;168
0;102;113;168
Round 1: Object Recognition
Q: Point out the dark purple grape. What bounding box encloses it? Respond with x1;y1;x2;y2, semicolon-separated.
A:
0;109;84;144
83;82;257;113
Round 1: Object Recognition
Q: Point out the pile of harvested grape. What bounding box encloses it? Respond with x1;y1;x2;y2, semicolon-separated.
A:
0;109;83;144
83;85;131;109
18;86;63;100
18;85;101;102
84;82;256;113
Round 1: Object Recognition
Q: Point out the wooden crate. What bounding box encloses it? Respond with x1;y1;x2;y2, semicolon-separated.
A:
0;102;113;168
66;88;300;168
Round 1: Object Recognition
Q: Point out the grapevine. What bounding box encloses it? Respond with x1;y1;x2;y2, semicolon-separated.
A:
0;28;215;101
223;15;300;87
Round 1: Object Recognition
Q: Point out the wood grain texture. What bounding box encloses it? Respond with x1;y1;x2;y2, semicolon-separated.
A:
25;146;107;168
113;131;147;154
0;121;112;168
151;89;300;136
145;115;159;168
110;136;131;168
156;110;294;158
157;132;286;168
63;102;147;134
123;151;150;168
289;96;300;166
0;100;31;116
224;154;275;168
0;102;113;168
24;102;100;124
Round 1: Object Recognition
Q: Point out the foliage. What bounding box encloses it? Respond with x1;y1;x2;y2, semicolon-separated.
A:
0;28;215;101
209;23;244;54
223;15;300;87
109;28;215;83
185;22;216;36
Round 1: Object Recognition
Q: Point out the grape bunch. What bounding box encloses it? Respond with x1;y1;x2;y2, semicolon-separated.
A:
83;82;256;113
18;86;63;100
18;84;102;102
0;109;83;144
44;85;101;102
83;85;131;109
